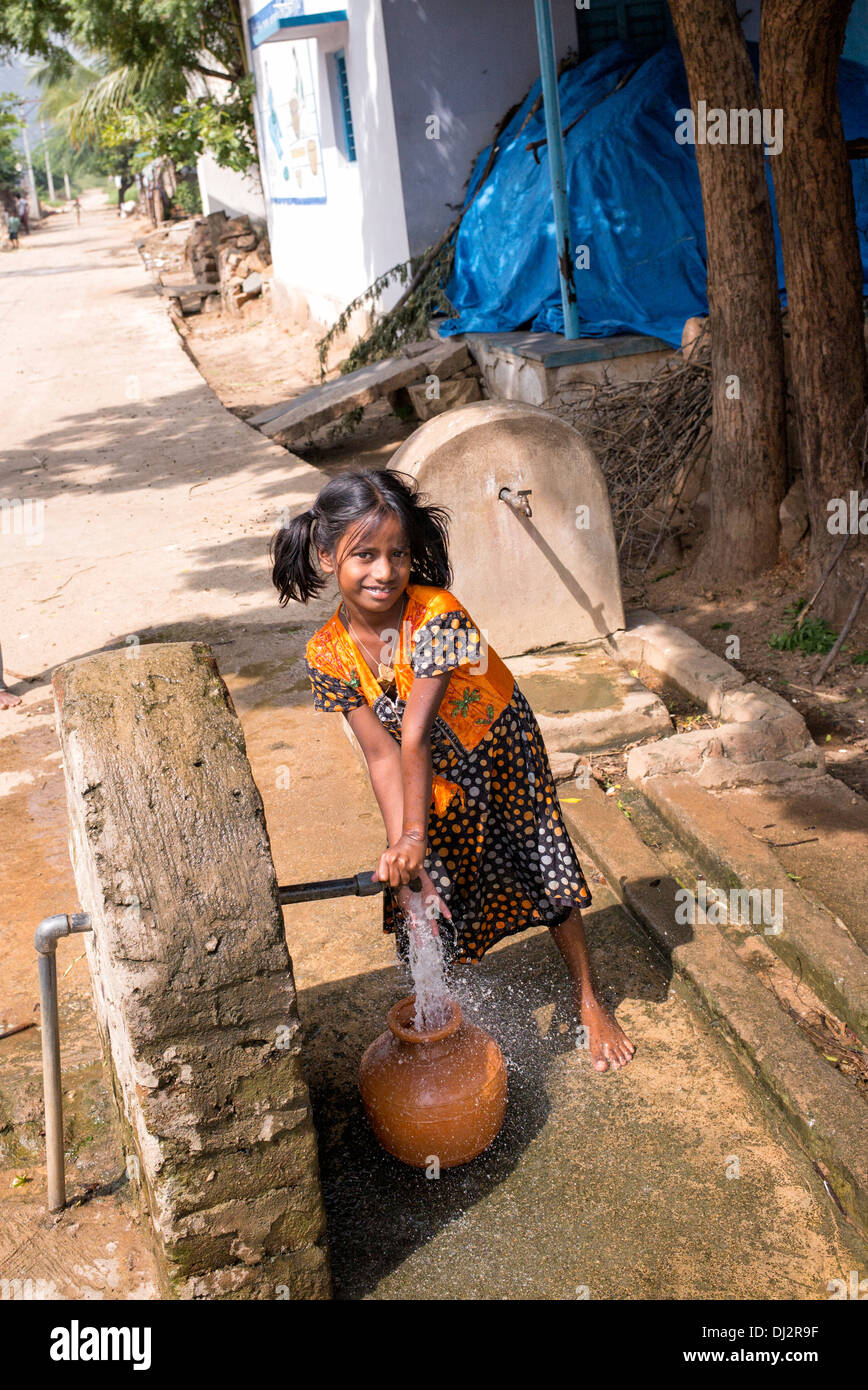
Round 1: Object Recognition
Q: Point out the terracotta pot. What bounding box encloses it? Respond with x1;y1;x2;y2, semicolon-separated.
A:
359;995;507;1168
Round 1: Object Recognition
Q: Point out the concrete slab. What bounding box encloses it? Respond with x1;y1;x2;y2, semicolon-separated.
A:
559;782;868;1232
248;341;470;439
462;332;673;409
713;777;868;957
508;646;672;753
640;774;868;1041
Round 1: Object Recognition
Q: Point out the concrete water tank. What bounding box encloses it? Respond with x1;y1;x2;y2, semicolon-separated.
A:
388;400;625;657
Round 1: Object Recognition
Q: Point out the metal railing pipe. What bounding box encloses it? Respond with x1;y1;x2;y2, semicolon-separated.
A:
34;913;92;1212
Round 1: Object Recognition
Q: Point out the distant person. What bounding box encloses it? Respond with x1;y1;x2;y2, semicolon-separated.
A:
0;641;22;708
16;195;29;233
73;197;81;224
6;213;20;249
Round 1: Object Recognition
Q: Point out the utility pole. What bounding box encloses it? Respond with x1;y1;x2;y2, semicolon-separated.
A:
39;120;56;202
20;126;42;223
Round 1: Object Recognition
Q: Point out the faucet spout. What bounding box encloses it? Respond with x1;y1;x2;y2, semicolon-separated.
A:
498;487;533;519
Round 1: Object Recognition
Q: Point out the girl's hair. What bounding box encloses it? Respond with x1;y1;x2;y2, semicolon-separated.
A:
270;468;453;606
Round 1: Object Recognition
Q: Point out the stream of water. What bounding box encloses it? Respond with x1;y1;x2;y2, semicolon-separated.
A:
404;888;453;1032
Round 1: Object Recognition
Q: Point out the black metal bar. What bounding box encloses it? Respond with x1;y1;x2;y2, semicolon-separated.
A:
277;872;421;905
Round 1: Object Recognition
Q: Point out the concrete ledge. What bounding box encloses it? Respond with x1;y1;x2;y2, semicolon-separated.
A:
507;649;672;753
560;782;868;1232
607;610;821;789
641;774;868;1043
607;609;747;715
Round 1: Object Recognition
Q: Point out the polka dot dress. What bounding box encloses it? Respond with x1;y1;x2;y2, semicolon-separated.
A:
381;682;593;964
306;588;594;965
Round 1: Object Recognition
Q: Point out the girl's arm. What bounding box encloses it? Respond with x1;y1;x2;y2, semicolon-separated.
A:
346;672;452;886
345;704;404;844
368;744;405;847
395;671;454;853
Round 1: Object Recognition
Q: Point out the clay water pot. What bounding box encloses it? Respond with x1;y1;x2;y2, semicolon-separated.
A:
359;995;507;1168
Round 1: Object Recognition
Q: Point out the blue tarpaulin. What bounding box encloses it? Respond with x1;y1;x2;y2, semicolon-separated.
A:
438;40;868;347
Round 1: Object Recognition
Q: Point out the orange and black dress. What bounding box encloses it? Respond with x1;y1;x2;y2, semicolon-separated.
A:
304;583;593;964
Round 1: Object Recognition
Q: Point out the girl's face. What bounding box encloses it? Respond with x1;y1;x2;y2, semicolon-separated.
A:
318;511;411;618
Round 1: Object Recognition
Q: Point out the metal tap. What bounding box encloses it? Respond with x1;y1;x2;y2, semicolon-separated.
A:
498;487;533;518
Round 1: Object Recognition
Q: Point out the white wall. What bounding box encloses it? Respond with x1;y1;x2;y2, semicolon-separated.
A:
196;153;267;222
243;0;410;329
380;0;580;255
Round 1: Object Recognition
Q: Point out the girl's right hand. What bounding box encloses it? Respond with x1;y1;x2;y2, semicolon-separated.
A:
396;865;453;936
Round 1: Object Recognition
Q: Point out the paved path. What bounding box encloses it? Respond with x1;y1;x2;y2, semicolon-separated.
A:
0;205;864;1299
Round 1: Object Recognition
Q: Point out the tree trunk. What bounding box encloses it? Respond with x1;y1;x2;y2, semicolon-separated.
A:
668;0;788;586
761;0;868;625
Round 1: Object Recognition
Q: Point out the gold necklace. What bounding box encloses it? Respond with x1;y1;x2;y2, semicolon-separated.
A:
341;591;408;688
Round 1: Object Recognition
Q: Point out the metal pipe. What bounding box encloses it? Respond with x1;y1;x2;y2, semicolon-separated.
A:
34;870;420;1211
278;872;421;905
533;0;579;338
35;913;92;1212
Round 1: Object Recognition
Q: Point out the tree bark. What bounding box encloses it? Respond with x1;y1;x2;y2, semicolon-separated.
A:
668;0;788;586
761;0;868;625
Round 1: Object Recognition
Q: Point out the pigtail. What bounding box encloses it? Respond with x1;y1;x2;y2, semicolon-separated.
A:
269;509;324;606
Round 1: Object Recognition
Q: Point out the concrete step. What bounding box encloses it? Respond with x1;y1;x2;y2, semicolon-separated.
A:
639;773;868;1043
507;647;672;756
560;780;868;1232
248;341;470;441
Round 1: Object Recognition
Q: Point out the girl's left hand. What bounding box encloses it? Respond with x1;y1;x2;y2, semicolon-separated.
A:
374;834;426;889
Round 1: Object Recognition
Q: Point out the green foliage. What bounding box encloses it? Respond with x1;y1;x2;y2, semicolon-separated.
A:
171;174;201;215
769;600;838;654
0;93;23;188
315;241;457;380
2;1;257;177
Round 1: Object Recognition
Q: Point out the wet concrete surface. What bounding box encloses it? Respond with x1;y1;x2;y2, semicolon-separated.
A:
289;875;867;1299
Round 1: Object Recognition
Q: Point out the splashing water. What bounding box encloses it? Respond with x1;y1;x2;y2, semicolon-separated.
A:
404;888;453;1032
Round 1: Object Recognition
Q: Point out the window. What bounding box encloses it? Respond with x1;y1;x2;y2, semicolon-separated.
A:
332;49;356;163
575;1;672;58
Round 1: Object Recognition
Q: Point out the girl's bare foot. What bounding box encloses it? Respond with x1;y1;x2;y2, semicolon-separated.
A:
0;689;22;710
579;994;635;1072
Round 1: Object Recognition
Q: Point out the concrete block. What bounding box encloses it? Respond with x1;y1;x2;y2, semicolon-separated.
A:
250;341;470;438
52;642;331;1300
407;375;481;420
389;401;625;653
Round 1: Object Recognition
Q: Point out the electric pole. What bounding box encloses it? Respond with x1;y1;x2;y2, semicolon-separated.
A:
20;126;42;223
39;120;56;202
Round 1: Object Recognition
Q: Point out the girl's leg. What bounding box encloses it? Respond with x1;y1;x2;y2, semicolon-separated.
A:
549;907;635;1072
0;641;22;709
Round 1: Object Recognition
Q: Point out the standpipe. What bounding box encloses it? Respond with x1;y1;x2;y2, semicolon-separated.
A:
34;873;421;1212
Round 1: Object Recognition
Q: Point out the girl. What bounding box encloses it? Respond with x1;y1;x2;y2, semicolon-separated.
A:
271;469;634;1072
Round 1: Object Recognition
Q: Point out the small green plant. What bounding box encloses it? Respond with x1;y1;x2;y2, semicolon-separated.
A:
850;650;868;666
769;598;838;654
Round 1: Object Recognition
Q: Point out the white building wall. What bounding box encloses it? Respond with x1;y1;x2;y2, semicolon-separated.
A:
196;153;267;222
243;0;410;330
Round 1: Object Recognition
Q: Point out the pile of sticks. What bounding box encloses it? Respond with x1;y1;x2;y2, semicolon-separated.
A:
559;324;712;576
